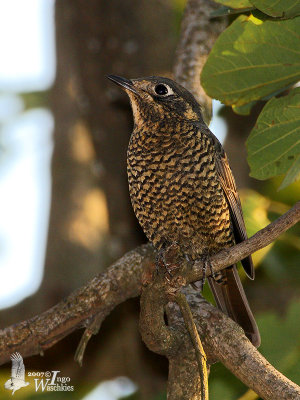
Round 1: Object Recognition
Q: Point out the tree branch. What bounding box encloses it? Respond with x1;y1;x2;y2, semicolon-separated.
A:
139;269;204;399
186;294;300;400
139;274;182;357
173;0;226;123
0;245;154;365
0;202;298;398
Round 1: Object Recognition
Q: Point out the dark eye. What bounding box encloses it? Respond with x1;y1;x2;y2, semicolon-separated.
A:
155;84;168;96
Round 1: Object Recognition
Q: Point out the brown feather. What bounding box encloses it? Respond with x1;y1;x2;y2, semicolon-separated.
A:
208;267;260;347
211;132;254;279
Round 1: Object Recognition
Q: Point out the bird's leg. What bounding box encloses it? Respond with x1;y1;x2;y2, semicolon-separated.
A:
205;254;218;280
191;254;211;291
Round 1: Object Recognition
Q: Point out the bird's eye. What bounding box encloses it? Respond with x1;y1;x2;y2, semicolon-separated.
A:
154;84;169;96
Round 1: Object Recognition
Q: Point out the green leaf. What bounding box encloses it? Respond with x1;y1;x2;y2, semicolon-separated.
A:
232;101;257;115
279;154;300;189
250;0;300;18
201;15;300;107
247;88;300;188
213;0;253;8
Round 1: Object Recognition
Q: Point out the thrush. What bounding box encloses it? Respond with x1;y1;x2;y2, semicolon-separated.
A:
108;75;260;347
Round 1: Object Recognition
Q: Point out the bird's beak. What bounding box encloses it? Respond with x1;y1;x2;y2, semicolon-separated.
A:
107;75;139;95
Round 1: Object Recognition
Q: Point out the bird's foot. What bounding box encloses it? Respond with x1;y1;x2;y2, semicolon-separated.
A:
156;243;183;283
191;254;211;291
203;254;218;280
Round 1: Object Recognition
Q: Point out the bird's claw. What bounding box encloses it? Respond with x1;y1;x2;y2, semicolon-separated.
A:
191;254;212;291
156;243;182;282
204;255;216;280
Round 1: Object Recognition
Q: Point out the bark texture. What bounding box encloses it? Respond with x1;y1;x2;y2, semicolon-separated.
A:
174;0;226;123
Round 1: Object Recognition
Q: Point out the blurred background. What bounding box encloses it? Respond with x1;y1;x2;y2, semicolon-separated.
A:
0;0;299;399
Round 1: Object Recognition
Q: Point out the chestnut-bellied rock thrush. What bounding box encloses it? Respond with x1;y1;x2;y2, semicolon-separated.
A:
108;75;260;347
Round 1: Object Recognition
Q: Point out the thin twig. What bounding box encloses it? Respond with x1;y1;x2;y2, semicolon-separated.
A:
74;314;103;366
175;291;209;400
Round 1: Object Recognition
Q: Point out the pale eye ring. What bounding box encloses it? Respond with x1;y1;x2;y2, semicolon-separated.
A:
154;84;169;96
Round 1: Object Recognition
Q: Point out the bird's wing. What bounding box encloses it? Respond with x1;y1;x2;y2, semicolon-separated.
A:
10;352;26;381
210;131;254;279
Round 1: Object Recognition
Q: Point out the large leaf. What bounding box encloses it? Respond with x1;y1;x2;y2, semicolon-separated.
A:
213;0;253;8
247;88;300;189
250;0;300;18
201;15;300;107
232;101;257;115
279;154;300;190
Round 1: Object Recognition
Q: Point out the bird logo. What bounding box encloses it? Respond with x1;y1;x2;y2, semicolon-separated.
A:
4;352;30;395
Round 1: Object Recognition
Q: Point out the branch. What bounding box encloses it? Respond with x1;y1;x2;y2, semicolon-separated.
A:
175;292;209;400
139;271;203;399
186;294;300;400
0;244;154;365
0;203;298;364
173;0;226;123
0;203;299;398
187;200;300;283
139;274;182;357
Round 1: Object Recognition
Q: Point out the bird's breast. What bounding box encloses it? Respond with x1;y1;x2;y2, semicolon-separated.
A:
127;129;233;257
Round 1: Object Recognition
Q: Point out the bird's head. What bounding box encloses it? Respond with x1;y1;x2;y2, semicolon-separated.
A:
107;75;203;128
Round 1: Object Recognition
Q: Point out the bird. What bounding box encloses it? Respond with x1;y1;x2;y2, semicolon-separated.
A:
107;75;260;347
4;352;30;395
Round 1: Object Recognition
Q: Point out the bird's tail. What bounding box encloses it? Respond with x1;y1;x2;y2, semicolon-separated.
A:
208;265;261;347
